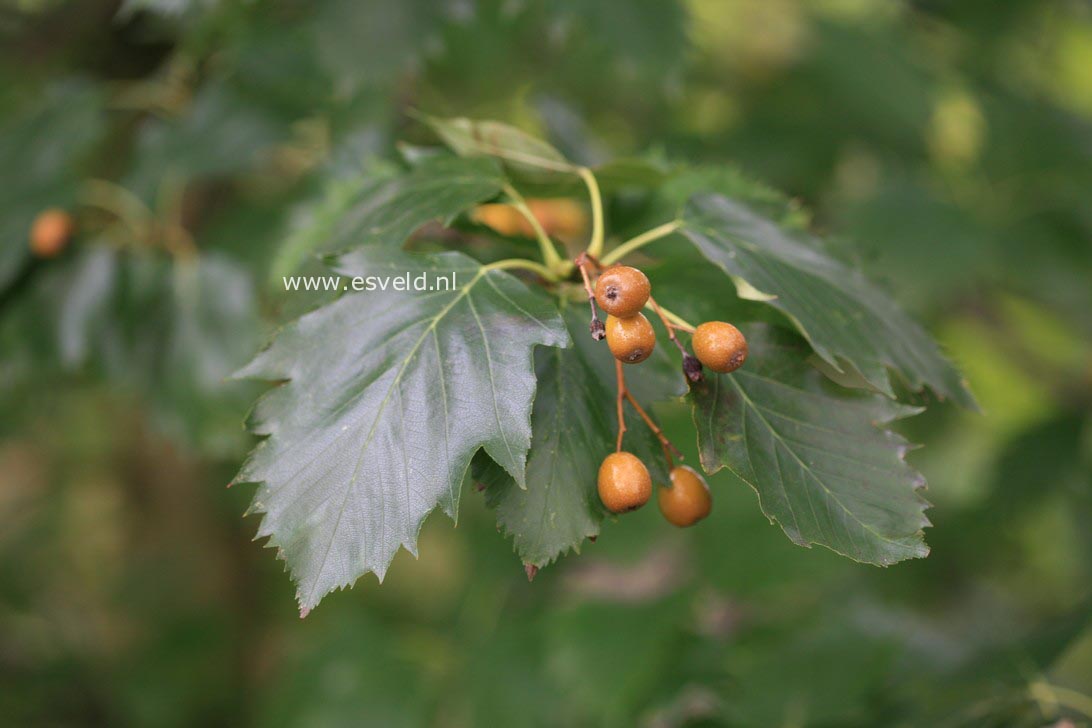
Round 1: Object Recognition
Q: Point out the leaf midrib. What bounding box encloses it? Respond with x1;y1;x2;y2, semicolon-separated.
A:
302;266;489;605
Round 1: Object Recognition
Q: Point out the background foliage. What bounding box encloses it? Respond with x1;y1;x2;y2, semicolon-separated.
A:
1;0;1090;725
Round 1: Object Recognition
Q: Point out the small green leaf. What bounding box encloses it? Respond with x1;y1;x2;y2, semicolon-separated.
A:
688;324;930;566
480;307;684;568
681;193;975;408
235;248;569;613
424;115;574;175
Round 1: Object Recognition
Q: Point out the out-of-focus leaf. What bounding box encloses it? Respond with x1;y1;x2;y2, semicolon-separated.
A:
312;0;444;94
256;609;429;728
234;248;568;613
0;80;105;291
722;614;897;726
593;157;672;191
424;115;574;178
125;81;290;196
270;155;505;280
681;193;975;408
688;324;930;566
1;245;260;453
553;0;689;79
898;603;1092;727
661;165;809;229
479;307;684;568
544;594;689;725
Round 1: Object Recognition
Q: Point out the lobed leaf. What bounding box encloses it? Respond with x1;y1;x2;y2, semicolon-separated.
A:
688;324;931;566
234;248;568;613
680;193;975;408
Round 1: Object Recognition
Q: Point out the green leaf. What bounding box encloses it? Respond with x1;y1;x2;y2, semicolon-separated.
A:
552;0;689;78
424;116;574;176
271;155;506;280
312;0;444;94
1;245;260;453
660;165;810;229
124;81;291;196
235;248;569;613
688;324;930;566
680;193;975;408
480;307;684;568
0;80;105;292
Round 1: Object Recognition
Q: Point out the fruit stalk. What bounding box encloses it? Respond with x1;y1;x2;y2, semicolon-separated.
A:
624;390;680;469
614;359;627;452
576;253;605;339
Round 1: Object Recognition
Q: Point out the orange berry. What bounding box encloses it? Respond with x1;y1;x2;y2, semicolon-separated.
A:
692;321;747;373
29;208;74;258
598;451;652;513
658;466;712;527
473;204;532;237
594;265;650;318
605;313;656;364
526;198;587;240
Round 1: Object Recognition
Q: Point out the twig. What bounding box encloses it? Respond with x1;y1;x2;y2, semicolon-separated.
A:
624;391;680;469
503;183;569;275
646;295;703;383
615;358;682;467
485;258;559;280
615;359;627;452
577;167;604;259
600;220;681;266
575;252;605;339
648;295;691;356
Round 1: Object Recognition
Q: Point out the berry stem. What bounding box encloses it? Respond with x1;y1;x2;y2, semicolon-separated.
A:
575;252;605;339
600;220;681;266
502;183;571;276
624;390;680;469
647;295;693;356
577;167;605;259
645;296;704;383
649;301;696;333
614;358;681;467
615;359;627;452
484;258;560;280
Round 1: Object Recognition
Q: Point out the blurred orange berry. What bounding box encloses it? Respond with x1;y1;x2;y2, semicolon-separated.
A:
30;208;74;258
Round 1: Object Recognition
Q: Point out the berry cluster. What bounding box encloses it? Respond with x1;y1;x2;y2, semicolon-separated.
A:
578;257;748;528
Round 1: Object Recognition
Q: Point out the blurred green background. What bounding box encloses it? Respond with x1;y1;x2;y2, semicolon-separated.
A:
1;0;1090;726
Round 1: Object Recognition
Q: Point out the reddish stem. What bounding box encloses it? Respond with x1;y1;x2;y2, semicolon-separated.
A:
615;359;627;452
